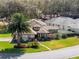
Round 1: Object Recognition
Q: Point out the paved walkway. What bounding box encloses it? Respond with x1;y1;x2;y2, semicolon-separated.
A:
38;41;52;51
0;45;79;59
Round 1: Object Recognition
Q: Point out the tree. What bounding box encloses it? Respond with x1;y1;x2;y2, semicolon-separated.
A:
0;1;25;21
8;13;30;48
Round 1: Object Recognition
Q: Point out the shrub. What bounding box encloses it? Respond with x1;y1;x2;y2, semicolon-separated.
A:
62;34;67;39
14;44;29;48
55;34;60;40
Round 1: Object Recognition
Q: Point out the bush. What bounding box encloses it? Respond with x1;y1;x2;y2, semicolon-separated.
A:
0;25;5;29
28;41;39;48
55;34;60;40
62;34;67;39
14;45;29;48
0;28;9;34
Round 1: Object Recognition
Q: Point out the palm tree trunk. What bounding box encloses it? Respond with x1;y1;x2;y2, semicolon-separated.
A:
16;32;21;46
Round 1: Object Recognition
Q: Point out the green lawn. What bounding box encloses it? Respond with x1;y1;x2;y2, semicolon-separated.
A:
0;34;11;38
70;56;79;59
0;37;79;53
0;41;47;53
41;37;79;49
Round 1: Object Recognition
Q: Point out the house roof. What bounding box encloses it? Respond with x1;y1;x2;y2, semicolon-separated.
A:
43;26;59;30
37;27;49;33
45;17;79;29
58;30;74;34
37;26;58;33
28;19;59;34
23;28;37;35
28;19;47;27
32;24;41;27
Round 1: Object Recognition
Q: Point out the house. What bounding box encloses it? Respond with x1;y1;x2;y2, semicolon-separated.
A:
45;17;79;34
11;18;63;42
27;19;59;41
12;28;37;43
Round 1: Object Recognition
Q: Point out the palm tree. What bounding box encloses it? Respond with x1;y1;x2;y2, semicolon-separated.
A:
8;13;30;47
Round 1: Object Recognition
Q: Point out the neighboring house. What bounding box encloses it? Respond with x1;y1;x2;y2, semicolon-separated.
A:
45;17;79;33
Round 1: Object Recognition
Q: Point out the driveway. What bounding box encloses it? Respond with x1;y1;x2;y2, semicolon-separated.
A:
0;45;79;59
0;37;12;42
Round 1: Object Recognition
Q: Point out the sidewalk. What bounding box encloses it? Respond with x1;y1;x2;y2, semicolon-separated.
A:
0;37;12;42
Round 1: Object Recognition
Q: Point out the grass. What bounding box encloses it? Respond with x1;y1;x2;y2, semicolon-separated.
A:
0;33;11;38
0;41;47;53
0;37;79;53
70;56;79;59
41;37;79;49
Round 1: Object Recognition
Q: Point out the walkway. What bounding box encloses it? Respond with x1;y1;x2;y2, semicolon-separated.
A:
38;41;52;51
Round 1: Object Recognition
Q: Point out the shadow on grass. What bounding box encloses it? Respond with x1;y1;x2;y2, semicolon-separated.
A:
0;48;26;59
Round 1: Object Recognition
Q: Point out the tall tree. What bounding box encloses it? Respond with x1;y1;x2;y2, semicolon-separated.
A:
8;13;30;47
0;1;25;21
